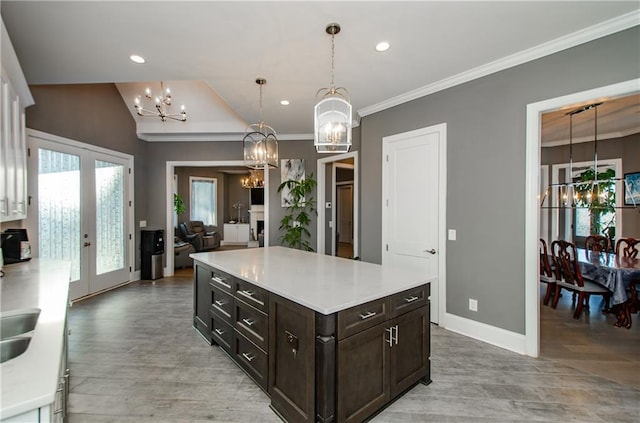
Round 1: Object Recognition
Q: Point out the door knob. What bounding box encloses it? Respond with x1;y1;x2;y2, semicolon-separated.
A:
83;242;91;247
425;249;436;255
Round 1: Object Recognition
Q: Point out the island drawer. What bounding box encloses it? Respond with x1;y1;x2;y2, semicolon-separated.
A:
235;279;269;313
235;299;268;352
210;268;234;293
210;314;234;355
235;332;268;391
337;297;390;340
390;284;430;318
210;285;234;323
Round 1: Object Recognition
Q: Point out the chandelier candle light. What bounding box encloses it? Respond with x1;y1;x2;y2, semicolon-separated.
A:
134;81;186;122
241;170;265;189
314;23;352;153
243;78;279;169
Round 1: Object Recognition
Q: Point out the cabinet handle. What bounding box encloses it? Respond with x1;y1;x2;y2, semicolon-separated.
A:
214;328;225;335
394;325;399;345
404;295;419;303
214;300;226;307
385;327;394;347
53;380;65;414
358;311;377;320
211;276;231;289
242;318;256;327
242;352;255;362
238;290;264;306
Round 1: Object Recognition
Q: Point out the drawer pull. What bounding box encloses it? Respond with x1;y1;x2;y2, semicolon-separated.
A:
385;327;394;347
238;289;264;306
404;295;420;303
214;300;227;307
242;318;256;327
211;276;231;289
214;328;225;335
242;352;255;362
359;311;377;320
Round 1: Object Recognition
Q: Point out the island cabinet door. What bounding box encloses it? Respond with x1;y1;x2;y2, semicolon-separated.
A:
194;264;212;343
269;295;316;423
389;306;430;398
337;322;390;423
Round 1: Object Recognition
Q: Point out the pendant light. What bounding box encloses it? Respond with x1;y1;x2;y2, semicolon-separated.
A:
244;78;278;169
314;23;352;153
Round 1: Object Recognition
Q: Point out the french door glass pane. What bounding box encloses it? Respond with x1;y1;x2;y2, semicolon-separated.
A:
38;149;81;281
95;160;125;275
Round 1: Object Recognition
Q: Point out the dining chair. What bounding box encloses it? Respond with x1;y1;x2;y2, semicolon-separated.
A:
551;240;610;319
585;234;611;253
615;237;639;328
539;239;556;306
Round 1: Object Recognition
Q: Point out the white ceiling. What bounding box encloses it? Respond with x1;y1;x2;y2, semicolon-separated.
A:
1;1;639;141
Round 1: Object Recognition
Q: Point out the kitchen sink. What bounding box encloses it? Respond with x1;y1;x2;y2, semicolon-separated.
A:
0;336;32;363
0;309;41;340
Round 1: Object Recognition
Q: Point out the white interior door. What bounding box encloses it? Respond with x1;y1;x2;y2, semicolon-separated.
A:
382;125;444;324
27;132;131;300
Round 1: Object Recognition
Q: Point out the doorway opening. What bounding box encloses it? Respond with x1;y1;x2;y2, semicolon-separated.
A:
316;151;359;258
165;160;270;276
524;78;639;357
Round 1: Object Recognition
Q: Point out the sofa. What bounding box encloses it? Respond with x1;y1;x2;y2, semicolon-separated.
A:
174;238;196;269
178;220;221;251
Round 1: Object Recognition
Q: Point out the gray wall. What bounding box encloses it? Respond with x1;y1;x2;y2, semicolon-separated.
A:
19;27;639;336
541;133;640;240
359;27;640;334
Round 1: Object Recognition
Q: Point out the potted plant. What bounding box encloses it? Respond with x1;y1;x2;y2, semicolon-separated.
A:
277;174;317;251
174;193;186;215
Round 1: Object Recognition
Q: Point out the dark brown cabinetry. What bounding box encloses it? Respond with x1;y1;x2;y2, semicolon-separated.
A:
194;262;270;391
336;290;430;423
193;258;430;423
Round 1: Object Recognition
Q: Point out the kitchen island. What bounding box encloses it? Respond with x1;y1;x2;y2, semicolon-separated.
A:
191;247;434;423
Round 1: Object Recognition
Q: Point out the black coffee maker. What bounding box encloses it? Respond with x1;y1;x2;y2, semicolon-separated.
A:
1;228;31;264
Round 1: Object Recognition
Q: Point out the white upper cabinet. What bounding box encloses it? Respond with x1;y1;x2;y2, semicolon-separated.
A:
1;17;34;222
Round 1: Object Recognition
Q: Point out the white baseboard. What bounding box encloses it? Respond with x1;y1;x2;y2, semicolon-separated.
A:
441;312;526;355
131;270;141;281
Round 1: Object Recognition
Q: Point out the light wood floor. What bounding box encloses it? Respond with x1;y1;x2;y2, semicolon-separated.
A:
66;273;640;422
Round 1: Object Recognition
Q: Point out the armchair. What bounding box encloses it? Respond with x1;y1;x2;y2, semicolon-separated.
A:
178;220;220;251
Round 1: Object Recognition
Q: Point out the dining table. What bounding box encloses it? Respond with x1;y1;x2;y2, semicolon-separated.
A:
576;247;640;327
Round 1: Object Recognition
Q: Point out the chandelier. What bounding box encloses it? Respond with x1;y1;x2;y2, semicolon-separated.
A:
241;170;265;189
314;23;352;153
134;81;186;122
243;78;278;169
540;102;637;210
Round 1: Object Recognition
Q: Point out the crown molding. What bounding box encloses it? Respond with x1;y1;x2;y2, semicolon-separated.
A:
358;11;640;118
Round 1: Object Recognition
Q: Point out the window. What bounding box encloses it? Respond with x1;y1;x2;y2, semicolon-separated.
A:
190;177;217;225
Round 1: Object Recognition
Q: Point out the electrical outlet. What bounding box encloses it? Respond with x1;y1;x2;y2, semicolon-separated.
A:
140;220;147;228
469;298;478;312
448;229;456;241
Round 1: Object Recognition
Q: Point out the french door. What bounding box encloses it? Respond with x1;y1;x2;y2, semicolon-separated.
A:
26;131;132;300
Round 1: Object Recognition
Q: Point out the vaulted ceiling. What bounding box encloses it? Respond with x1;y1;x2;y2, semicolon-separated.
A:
2;1;638;142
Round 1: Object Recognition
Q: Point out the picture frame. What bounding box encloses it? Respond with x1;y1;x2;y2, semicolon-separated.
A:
624;172;640;205
280;159;305;207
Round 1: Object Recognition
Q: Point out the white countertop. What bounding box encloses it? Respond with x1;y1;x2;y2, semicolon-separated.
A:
191;247;434;314
0;259;70;420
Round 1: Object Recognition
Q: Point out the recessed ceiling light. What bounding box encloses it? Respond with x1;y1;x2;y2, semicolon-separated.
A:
280;100;290;106
375;41;390;52
129;54;146;64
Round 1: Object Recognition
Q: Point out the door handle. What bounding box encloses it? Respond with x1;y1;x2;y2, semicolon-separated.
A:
83;242;91;247
424;249;436;255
